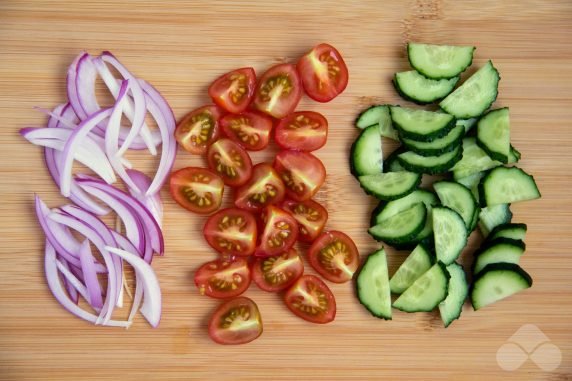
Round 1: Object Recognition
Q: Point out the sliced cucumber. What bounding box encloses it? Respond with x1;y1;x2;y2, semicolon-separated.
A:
359;172;421;201
394;70;459;104
434;180;478;229
471;263;532;310
398;144;462;175
439;262;468;328
356;105;387;129
469;205;481;232
433;207;468;265
456;171;484;202
453;137;502;180
401;124;464;157
407;43;475;79
350;125;383;176
390;106;455;142
457;118;478;134
371;190;439;225
479;166;541;207
356;248;392;320
440;61;500;119
477;108;511;163
384;147;407;172
489;223;527;242
393;262;450;312
508;145;521;164
478;204;512;237
389;243;434;294
368;202;427;245
473;238;526;275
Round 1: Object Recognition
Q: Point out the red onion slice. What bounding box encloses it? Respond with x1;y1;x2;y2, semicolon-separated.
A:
57;256;80;304
55;258;89;304
126;169;163;227
78;240;103;309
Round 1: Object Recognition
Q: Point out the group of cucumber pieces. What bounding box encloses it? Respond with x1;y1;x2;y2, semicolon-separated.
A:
352;43;541;327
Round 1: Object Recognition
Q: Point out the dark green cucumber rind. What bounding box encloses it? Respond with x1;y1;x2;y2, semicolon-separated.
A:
477;138;509;164
393;73;459;105
488;223;528;242
439;262;469;328
433;206;468;265
391;109;457;142
476;108;511;164
471;263;533;310
469;205;481;232
478;166;541;207
368;203;427;245
397;145;463;175
508;145;521;163
356;249;392;320
478;204;513;237
355;105;385;129
407;43;475;80
370;189;438;226
358;172;422;201
350;125;383;177
471;238;526;275
370;202;386;227
401;125;464;157
433;180;479;230
393;261;451;312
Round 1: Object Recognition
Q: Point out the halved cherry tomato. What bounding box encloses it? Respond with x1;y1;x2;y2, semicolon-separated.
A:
281;199;328;242
284;275;336;324
252;249;304;292
234;163;286;212
208;67;256;114
256;206;298;257
207;138;253;187
194;257;251;299
275;111;328;152
308;231;359;283
203;208;257;257
170;167;224;214
253;63;302;119
220;111;273;151
175;105;223;155
297;43;349;103
273;150;326;202
208;297;262;345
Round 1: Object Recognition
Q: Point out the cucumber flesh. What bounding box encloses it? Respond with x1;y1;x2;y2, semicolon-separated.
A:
401;125;464;157
473;239;526;275
471;263;532;310
479;166;541;207
477;108;511;163
508;145;521;164
350;125;383;176
384;147;407;173
356;248;392;320
389;243;434;294
390;106;455;142
393;262;450;312
359;172;421;201
356;105;386;129
433;207;468;265
398;144;462;175
434;180;478;229
439;262;468;328
456;171;484;202
394;70;459;104
368;202;427;245
457;118;477;134
407;43;475;79
489;223;527;242
478;204;512;237
453;138;502;180
372;189;438;224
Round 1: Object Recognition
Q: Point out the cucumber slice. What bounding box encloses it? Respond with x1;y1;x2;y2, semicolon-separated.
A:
358;172;421;201
477;108;511;163
356;105;386;129
407;43;475;79
371;190;439;225
440;61;500;119
393;70;459;104
453;138;501;180
389;243;434;294
393;262;450;312
489;223;527;242
401;124;464;157
478;204;512;237
473;238;526;275
350;125;383;176
356;248;392;320
398;144;462;175
456;171;484;202
368;202;427;245
471;263;532;310
479;166;541;207
433;207;468;265
434;180;478;229
390;106;455;142
457;118;477;134
384;147;407;172
508;145;521;164
468;205;481;232
439;262;468;328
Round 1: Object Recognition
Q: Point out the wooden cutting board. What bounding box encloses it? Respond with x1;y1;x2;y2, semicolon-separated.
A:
1;1;571;380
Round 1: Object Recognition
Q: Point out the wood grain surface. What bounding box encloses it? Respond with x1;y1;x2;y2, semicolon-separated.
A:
1;1;571;380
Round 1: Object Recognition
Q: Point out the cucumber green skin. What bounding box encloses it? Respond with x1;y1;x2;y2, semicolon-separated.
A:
471;238;526;275
478;166;541;207
355;105;385;129
356;249;392;320
477;137;509;164
469;205;481;232
488;223;528;242
397;145;463;175
392;75;459;105
393;261;451;312
370;190;438;226
508;145;521;163
368;205;427;245
471;262;533;310
439;262;469;328
401;126;464;157
359;173;422;201
407;44;475;80
392;114;456;143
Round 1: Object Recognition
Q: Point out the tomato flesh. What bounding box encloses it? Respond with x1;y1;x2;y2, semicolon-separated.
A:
284;275;336;324
273;150;326;202
207;138;253;187
175;105;223;155
208;297;262;345
208;67;256;114
234;163;286;212
254;63;302;119
275;111;328;152
220;111;273;151
170;167;224;214
308;231;359;283
256;206;298;257
203;208;257;257
252;249;304;292
195;257;251;299
281;199;328;242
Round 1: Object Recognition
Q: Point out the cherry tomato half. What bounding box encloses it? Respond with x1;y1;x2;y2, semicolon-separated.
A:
170;167;224;214
175;105;223;155
297;43;349;103
255;206;299;257
284;275;336;324
252;249;304;292
203;208;257;257
275;111;328;152
208;67;256;114
220;111;273;151
253;63;302;119
207;138;253;187
273;150;326;202
234;163;286;212
194;257;251;299
281;199;328;242
208;297;263;345
308;231;359;283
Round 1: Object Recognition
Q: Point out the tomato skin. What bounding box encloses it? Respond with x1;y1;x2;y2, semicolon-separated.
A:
206;138;253;187
284;275;336;324
169;167;224;215
255;206;298;257
208;297;263;345
273;150;326;202
234;163;286;212
220;111;273;152
308;231;359;284
297;43;349;103
208;67;256;114
251;249;304;292
175;105;224;155
194;257;251;299
275;111;328;152
281;199;328;242
253;63;302;119
203;208;257;257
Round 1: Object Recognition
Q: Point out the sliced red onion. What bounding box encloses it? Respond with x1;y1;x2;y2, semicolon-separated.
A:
75;53;100;120
67;53;88;120
126;169;163;227
78;240;103;309
55;257;90;305
57;256;80;304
